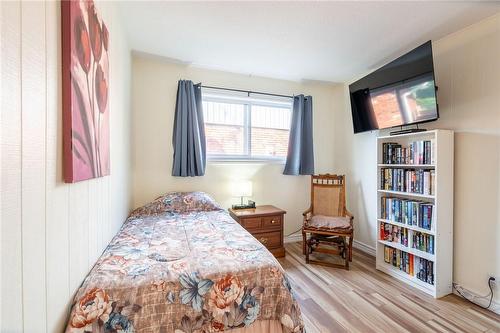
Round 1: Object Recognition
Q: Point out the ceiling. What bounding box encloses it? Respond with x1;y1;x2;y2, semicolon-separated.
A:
119;1;500;83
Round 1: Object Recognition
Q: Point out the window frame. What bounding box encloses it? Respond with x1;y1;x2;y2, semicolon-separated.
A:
202;93;292;163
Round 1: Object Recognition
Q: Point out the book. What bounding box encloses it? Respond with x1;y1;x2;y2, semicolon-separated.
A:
416;257;434;285
380;196;434;230
382;140;433;165
412;231;435;254
430;138;436;164
380;222;409;246
383;245;415;275
380;168;434;195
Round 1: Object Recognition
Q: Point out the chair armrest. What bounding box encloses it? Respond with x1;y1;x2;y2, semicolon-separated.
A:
302;207;312;220
303;207;312;227
345;209;354;220
302;207;312;217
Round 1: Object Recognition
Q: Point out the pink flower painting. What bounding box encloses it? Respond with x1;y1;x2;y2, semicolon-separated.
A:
62;0;109;182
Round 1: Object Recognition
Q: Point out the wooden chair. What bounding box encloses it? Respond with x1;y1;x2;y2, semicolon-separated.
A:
302;174;354;269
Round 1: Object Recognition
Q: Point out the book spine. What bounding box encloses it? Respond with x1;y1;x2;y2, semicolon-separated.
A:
430;170;435;195
383;140;436;166
410;142;414;164
383;143;387;164
423;171;430;195
425;140;431;164
430;138;436;165
420;141;424;164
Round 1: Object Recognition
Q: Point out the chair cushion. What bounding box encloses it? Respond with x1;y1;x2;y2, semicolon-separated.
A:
309;215;351;229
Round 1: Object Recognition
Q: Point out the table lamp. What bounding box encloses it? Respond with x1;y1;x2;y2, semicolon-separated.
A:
231;180;255;209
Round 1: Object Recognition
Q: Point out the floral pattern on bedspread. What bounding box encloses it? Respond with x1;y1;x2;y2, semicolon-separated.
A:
65;192;304;333
129;192;223;218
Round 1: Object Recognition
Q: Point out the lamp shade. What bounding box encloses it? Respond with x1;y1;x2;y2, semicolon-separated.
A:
231;180;253;197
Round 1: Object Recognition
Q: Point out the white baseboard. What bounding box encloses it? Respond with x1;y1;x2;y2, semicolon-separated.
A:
453;284;500;315
352;240;376;257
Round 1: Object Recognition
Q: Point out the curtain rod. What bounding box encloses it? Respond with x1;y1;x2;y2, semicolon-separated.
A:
201;85;294;99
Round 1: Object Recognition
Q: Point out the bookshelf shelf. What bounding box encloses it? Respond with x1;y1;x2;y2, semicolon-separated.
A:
378;240;435;261
377;164;435;168
377;262;436;294
377;219;435;235
376;129;454;298
377;189;435;200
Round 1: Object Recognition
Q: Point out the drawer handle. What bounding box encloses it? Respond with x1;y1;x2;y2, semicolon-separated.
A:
271;220;276;224
259;237;268;244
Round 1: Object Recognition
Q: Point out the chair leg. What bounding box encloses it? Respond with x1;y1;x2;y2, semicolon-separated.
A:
305;237;310;264
302;230;306;255
303;233;352;269
305;246;310;264
348;235;353;262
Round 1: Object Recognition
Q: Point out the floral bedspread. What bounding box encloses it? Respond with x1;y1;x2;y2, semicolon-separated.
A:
65;192;304;333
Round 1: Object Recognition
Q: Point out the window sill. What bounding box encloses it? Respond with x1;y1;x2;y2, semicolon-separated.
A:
207;157;286;165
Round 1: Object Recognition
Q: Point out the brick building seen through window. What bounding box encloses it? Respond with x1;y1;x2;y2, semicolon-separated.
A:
202;93;292;160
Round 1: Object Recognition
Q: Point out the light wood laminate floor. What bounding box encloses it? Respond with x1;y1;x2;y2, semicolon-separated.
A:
279;242;500;333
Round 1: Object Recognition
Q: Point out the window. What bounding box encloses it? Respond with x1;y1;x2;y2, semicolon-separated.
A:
202;90;292;161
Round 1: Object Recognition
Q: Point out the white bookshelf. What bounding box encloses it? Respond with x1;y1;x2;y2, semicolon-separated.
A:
376;129;454;298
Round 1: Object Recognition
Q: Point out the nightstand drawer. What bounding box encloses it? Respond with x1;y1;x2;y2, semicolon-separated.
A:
240;217;261;230
261;215;281;229
228;205;286;258
254;231;282;249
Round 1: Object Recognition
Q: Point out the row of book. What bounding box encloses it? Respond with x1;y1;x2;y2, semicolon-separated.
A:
380;222;408;247
384;246;414;276
380;168;435;195
382;140;434;165
383;246;435;285
416;257;434;285
380;222;435;255
413;232;435;254
380;197;434;230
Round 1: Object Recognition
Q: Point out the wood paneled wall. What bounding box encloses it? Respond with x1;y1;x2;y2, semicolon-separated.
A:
0;1;132;332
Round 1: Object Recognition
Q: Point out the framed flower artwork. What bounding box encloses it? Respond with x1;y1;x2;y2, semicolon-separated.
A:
62;0;109;183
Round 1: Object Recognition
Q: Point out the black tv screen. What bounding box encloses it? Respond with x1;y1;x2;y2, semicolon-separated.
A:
349;41;438;134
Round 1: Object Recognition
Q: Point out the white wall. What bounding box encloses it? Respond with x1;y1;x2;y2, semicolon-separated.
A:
334;14;500;305
132;55;341;235
0;1;132;332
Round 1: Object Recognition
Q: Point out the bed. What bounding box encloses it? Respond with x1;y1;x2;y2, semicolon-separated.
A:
65;192;305;333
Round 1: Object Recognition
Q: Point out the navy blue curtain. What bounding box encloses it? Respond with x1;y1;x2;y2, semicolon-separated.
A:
172;80;206;177
283;95;314;175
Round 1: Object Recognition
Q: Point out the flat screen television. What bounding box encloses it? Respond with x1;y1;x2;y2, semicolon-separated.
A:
349;41;438;134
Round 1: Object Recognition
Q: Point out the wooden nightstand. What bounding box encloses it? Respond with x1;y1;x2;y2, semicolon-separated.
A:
229;205;286;258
